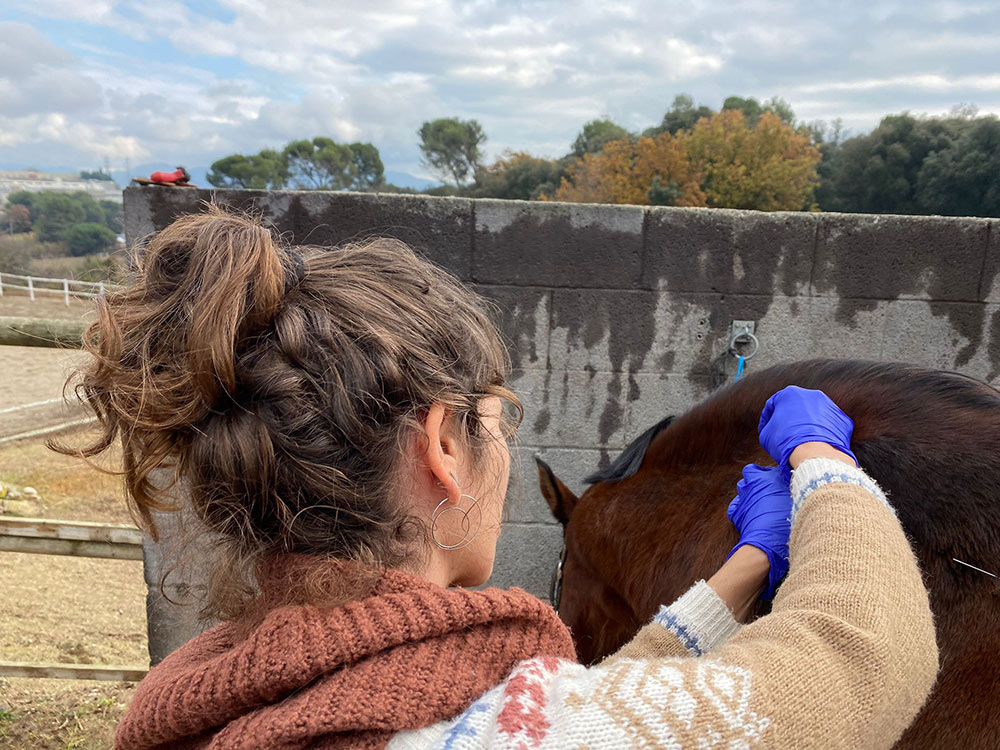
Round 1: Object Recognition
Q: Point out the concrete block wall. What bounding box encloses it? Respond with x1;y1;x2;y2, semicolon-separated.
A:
124;187;1000;662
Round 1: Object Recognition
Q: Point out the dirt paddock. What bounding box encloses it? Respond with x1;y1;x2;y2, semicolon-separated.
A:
1;292;144;749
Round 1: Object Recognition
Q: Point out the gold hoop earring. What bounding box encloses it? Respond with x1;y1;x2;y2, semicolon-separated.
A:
430;493;482;550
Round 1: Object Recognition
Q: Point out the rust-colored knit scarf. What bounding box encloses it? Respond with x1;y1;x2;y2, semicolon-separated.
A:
115;563;576;750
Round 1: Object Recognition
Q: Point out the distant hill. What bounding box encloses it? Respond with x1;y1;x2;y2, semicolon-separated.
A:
384;171;440;191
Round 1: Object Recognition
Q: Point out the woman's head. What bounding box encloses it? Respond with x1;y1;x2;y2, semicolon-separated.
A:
61;203;519;618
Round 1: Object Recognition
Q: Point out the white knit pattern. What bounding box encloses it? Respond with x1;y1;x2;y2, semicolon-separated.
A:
652;580;741;656
790;457;891;523
388;654;769;749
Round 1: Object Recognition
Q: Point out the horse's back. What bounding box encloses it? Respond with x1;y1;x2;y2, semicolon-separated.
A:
729;361;1000;749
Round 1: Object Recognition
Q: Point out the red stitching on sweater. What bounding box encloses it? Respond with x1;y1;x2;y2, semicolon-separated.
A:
496;656;563;748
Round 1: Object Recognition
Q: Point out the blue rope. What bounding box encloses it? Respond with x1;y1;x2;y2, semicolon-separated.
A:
734;355;746;381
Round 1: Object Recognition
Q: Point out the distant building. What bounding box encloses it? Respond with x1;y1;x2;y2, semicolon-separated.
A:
0;168;123;206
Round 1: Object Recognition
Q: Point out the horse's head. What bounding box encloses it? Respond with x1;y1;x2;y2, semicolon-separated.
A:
536;457;639;663
536;414;749;664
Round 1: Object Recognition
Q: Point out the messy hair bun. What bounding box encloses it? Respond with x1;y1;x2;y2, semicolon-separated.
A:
56;203;519;619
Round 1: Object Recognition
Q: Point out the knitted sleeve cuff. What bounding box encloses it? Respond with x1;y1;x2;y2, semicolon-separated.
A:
790;457;892;525
652;580;741;656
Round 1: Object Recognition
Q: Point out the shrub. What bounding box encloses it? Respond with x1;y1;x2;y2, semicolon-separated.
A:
63;222;117;257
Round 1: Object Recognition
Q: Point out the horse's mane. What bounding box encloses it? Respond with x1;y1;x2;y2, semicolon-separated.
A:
585;415;675;484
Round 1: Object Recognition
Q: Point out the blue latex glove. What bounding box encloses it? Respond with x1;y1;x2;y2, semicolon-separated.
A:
726;464;792;600
758;386;857;481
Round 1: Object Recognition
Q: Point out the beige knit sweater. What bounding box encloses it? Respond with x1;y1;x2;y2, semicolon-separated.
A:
390;458;939;749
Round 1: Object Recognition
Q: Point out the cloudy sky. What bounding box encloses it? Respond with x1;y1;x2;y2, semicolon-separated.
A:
2;0;999;179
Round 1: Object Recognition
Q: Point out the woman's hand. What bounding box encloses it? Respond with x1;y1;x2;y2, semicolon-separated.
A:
758;386;857;480
726;464;792;601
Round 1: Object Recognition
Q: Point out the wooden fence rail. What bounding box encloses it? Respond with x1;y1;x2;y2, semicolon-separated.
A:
0;315;86;348
0;661;148;682
0;516;143;560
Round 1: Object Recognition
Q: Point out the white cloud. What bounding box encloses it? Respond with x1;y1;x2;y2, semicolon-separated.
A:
0;112;146;160
795;74;1000;95
1;1;999;173
0;23;104;117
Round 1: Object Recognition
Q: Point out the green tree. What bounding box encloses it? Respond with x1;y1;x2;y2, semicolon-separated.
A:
816;113;966;214
7;190;36;212
347;142;385;190
647;94;715;136
916;116;1000;217
63;222;117;256
418;118;487;187
572;118;629;157
284;137;353;190
68;191;106;225
207;149;290;190
80;169;114;182
100;200;123;234
722;96;764;126
32;194;87;242
473;152;564;200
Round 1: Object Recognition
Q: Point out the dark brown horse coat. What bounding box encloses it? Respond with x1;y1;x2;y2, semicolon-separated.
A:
538;360;1000;750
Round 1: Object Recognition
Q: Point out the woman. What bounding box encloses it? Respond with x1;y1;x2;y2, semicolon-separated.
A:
67;206;936;748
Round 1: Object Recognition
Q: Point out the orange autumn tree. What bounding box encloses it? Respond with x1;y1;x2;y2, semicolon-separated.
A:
552;132;706;206
686;109;821;210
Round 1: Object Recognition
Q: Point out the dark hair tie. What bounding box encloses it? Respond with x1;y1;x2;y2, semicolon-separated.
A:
283;248;306;294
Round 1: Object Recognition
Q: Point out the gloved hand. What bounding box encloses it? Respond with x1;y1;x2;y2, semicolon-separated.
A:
758;386;857;481
727;464;792;600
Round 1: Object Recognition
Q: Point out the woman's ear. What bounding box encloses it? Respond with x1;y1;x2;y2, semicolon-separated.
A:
421;403;461;505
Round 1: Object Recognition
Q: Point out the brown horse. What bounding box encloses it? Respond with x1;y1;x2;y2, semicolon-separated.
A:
537;359;1000;750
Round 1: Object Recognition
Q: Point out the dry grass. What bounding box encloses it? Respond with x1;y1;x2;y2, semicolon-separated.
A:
0;681;133;750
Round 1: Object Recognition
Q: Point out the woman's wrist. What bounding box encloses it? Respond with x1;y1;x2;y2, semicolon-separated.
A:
707;545;770;622
789;441;857;470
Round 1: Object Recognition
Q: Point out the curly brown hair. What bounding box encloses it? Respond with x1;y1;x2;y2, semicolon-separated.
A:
53;203;520;620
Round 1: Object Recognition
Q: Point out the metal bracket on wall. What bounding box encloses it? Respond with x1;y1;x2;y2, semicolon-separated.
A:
729;320;758;358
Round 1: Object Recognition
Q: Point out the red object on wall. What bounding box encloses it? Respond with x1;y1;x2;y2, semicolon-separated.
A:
149;167;191;184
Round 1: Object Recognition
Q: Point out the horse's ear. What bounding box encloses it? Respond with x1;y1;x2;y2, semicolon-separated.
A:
535;456;579;526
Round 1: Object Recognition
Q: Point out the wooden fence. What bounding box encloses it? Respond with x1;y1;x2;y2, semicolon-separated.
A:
0;272;118;305
0;516;142;560
0;516;149;682
1;316;148;682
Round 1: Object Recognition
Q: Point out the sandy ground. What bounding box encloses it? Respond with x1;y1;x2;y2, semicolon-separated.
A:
0;292;97;323
0;289;145;749
0;294;94;440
